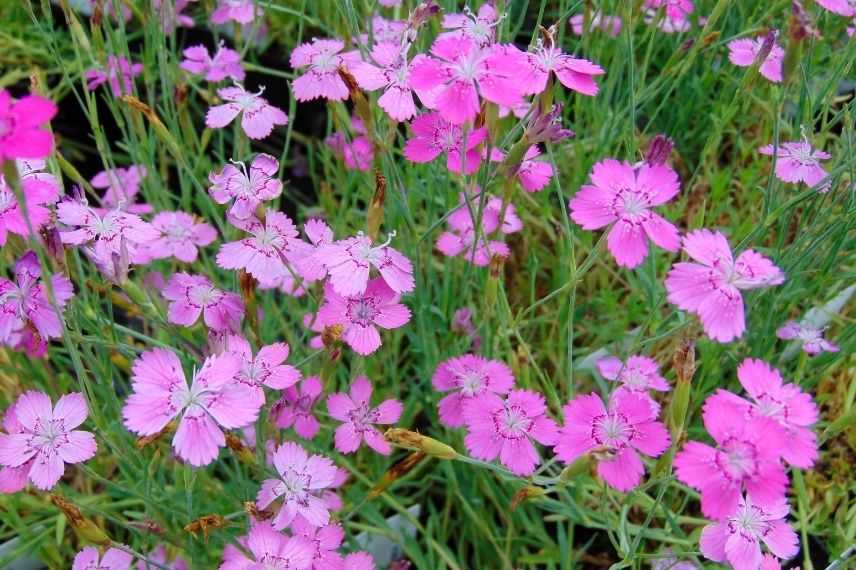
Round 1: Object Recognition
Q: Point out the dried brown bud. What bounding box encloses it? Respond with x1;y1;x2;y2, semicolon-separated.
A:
511;485;546;510
239;270;257;300
244;501;275;521
367;169;387;240
672;337;696;385
184;514;227;541
51;495;111;545
135;422;173;449
322;324;344;347
370;452;427;498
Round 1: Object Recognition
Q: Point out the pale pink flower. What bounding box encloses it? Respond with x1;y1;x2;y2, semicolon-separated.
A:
326;117;375;171
91;165;152;214
85;56;143;97
162;273;244;332
570;12;623;36
73;546;133;570
439;4;500;46
464;389;558;476
291;519;345;569
220;521;314;570
815;0;856;16
138;211;217;263
0;159;60;245
122;349;260;466
57;199;160;260
489;146;554;192
759;138;831;189
216;209;301;287
777;320;839;355
257;441;338;529
569;158;681;268
274;376;323;439
502;43;605;96
292;219;334;283
350;42;417;121
316;232;414;296
727;36;785;83
210;0;258;25
432;354;514;428
327;376;402;455
555;391;670;491
206;84;288;140
0;251;74;352
597;355;669;411
0;89;57;161
644;0;694;31
403;112;487;174
181;42;245;82
317;278;411;356
673;393;789;519
700;497;799;570
290;38;360;102
230;336;301;404
209;154;282;219
409;37;525;124
665;230;785;343
436;194;520;266
0;391;96;490
139;545;189;570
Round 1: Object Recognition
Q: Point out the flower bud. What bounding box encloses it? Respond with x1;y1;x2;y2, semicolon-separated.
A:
525;104;574;145
370;451;426;497
50;494;111;546
184;514;227;541
511;485;546;510
367;169;386;241
645;135;674;166
668;337;695;437
225;432;256;465
384;429;457;459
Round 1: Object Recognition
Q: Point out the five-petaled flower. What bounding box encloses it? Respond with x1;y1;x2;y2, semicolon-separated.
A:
326;376;403;455
432;354;515;428
138;211;217;263
727;35;785;83
209;154;283;219
162;273;245;332
229;336;301;405
217;209;302;287
403;112;488;174
206;84;288;140
0;89;57;161
220;521;314;570
290;39;360;102
759;137;831;189
72;546;133;570
181;42;245;82
316;232;414;297
274;376;324;440
0;159;60;245
777;320;839;355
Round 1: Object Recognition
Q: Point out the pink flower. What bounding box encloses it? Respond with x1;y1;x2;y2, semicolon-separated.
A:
727;36;785;83
220;521;314;570
815;0;856;16
154;0;197;30
0;90;57;161
596;355;669;411
0;391;97;490
317;278;411;356
0;401;29;494
274;375;323;439
464;389;559;476
378;0;401;6
327;376;403;455
210;0;258;25
316;232;414;297
503;43;604;96
569;158;681;268
409;37;525;124
181;42;245;82
439;4;500;46
91;165;152;214
0;159;60;245
216;209;301;286
325;117;375;171
570;12;623;36
162;273;244;332
759;137;831;189
350;42;417;121
436;195;521;266
292;219;334;283
700;497;799;570
257;441;339;528
432;354;514;427
206;84;288;140
73;546;133;570
665;230;785;343
139;545;189;570
403;112;487;174
290;38;360;102
777;320;839;355
291;519;345;569
85;56;143;97
138;211;217;263
489;146;554;192
57;199;160;260
358;16;407;45
122;349;260;466
673;392;789;519
209;154;283;219
345;553;375;570
230;336;301;403
555;391;670;491
644;0;695;27
0;251;74;352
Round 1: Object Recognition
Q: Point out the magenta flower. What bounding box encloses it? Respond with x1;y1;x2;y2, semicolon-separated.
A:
217;209;301;287
257;441;339;529
290;38;360;102
73;546;133;570
777;320;839;355
570;12;623;36
489;146;554;192
596;355;669;411
505;43;604;97
0;160;60;245
0;251;74;353
351;42;417;121
220;521;313;570
291;519;345;569
569;158;681;268
209;154;283;219
439;4;499;46
210;0;258;25
85;56;143;97
123;349;260;466
318;278;411;356
403;112;487;174
554;391;670;491
138;211;217;263
759;138;830;189
274;376;323;439
327;376;403;455
230;336;301;404
91;165;152;214
409;37;526;124
700;497;799;570
432;354;514;428
57;199;160;260
180;42;245;82
0;89;57;161
464;389;558;476
665;229;785;343
206;84;288;140
436;195;521;266
325;117;375;171
727;35;785;83
0;391;96;490
162;273;244;332
815;0;856;16
316;232;414;297
673;393;789;519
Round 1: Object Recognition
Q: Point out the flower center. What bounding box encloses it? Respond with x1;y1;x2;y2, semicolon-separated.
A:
190;284;221;307
592;412;634;449
619;190;648;218
313;52;339;73
536;46;561;71
458;371;486;396
622;368;648;389
347;403;378;431
754;394;785;420
347;298;378;326
493;404;532;439
719;439;758;480
728;502;765;537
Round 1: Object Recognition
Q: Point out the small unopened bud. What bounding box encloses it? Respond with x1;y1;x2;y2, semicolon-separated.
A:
51;495;111;545
756;29;778;65
669;337;696;436
175;84;188;106
367;169;387;240
511;485;547;510
225;432;256;465
322;324;344;348
409;1;440;30
384;428;457;459
645;135;674;166
525;104;574;145
680;38;694;51
244;501;274;521
370;452;426;497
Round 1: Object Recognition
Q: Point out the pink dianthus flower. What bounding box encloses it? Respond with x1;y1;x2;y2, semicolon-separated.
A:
0;159;60;245
759;137;831;189
230;336;301;404
57;199;160;260
596;355;669;411
291;519;346;569
570;12;623;36
815;0;856;16
439;4;500;46
181;42;245;82
85;56;143;97
210;0;258;25
290;39;360;102
502;42;604;96
138;211;217;263
350;42;418;121
73;546;133;570
727;35;785;83
327;376;403;455
325;117;375;172
209;154;282;219
489;146;554;192
436;194;521;266
316;231;414;296
91;165;152;214
274;375;323;439
403;112;487;174
432;354;514;428
162;273;244;332
777;320;839;355
206;84;288;140
0;89;57;161
216;209;302;287
220;521;313;570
